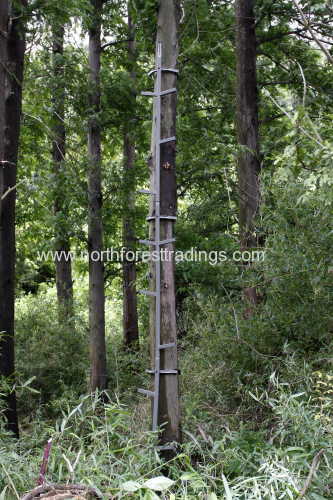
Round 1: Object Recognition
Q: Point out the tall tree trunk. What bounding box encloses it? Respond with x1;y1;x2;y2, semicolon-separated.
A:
149;0;181;447
122;7;139;349
235;0;261;310
0;2;8;210
0;0;27;438
88;0;107;391
0;2;9;428
51;24;74;325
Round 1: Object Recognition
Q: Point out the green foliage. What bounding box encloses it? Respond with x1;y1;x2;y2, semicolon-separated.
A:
2;0;333;498
15;287;88;414
2;378;333;498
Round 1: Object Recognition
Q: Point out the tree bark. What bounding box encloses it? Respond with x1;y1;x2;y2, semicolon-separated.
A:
0;2;8;176
51;24;74;325
235;0;261;309
149;0;181;447
0;3;9;424
0;0;27;438
122;7;139;349
88;0;107;391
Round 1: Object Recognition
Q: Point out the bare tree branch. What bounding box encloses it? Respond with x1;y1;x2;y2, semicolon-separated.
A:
299;449;325;497
100;38;131;51
0;180;25;201
292;0;333;63
257;28;306;45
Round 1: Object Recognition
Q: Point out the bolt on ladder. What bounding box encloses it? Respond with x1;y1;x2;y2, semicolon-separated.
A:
137;42;179;433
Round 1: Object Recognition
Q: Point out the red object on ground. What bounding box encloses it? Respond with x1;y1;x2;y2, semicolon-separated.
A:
37;438;53;486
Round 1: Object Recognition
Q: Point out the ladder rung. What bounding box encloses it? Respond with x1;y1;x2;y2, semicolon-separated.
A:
139;238;176;246
160;136;176;144
160;88;177;96
159;342;176;350
139;239;155;246
148;68;179;76
160;238;176;245
146;370;178;375
162;68;179;74
141;88;177;98
137;189;155;195
138;290;157;297
138;388;155;397
146;215;177;221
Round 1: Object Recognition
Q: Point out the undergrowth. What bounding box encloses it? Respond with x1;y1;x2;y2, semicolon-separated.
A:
1;361;333;499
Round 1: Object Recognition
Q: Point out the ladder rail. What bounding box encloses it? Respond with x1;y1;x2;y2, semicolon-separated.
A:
152;41;162;432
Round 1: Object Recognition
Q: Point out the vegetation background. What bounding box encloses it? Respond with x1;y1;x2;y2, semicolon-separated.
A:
0;0;333;498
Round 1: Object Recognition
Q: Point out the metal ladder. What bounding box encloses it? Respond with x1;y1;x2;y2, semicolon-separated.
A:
138;42;179;433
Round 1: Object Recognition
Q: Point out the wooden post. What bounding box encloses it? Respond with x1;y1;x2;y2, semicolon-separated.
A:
149;0;181;447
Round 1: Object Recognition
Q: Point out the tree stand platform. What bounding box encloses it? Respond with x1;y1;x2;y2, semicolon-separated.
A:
20;483;103;500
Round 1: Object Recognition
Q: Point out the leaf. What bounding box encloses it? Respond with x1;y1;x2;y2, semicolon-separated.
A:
0;486;8;500
22;376;36;387
183;429;202;449
311;494;328;500
180;472;198;481
121;480;142;492
207;493;218;500
180;472;206;490
290;392;305;399
25;386;40;394
143;476;175;491
60;417;67;433
248;391;262;403
143;491;160;500
222;474;233;500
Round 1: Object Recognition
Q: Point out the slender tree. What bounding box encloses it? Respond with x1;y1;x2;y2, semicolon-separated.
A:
0;0;9;352
149;0;181;447
0;0;27;437
51;24;74;324
87;0;107;391
235;0;261;309
122;5;139;348
0;2;8;207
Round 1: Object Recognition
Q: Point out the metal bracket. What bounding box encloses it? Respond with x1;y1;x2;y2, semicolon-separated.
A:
148;68;179;76
137;189;156;195
159;342;176;349
138;389;155;397
146;369;178;375
139;238;176;246
141;88;177;98
138;290;157;297
160;136;176;144
146;215;177;222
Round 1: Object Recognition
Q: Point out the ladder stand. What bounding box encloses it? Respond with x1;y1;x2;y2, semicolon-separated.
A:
138;42;179;433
